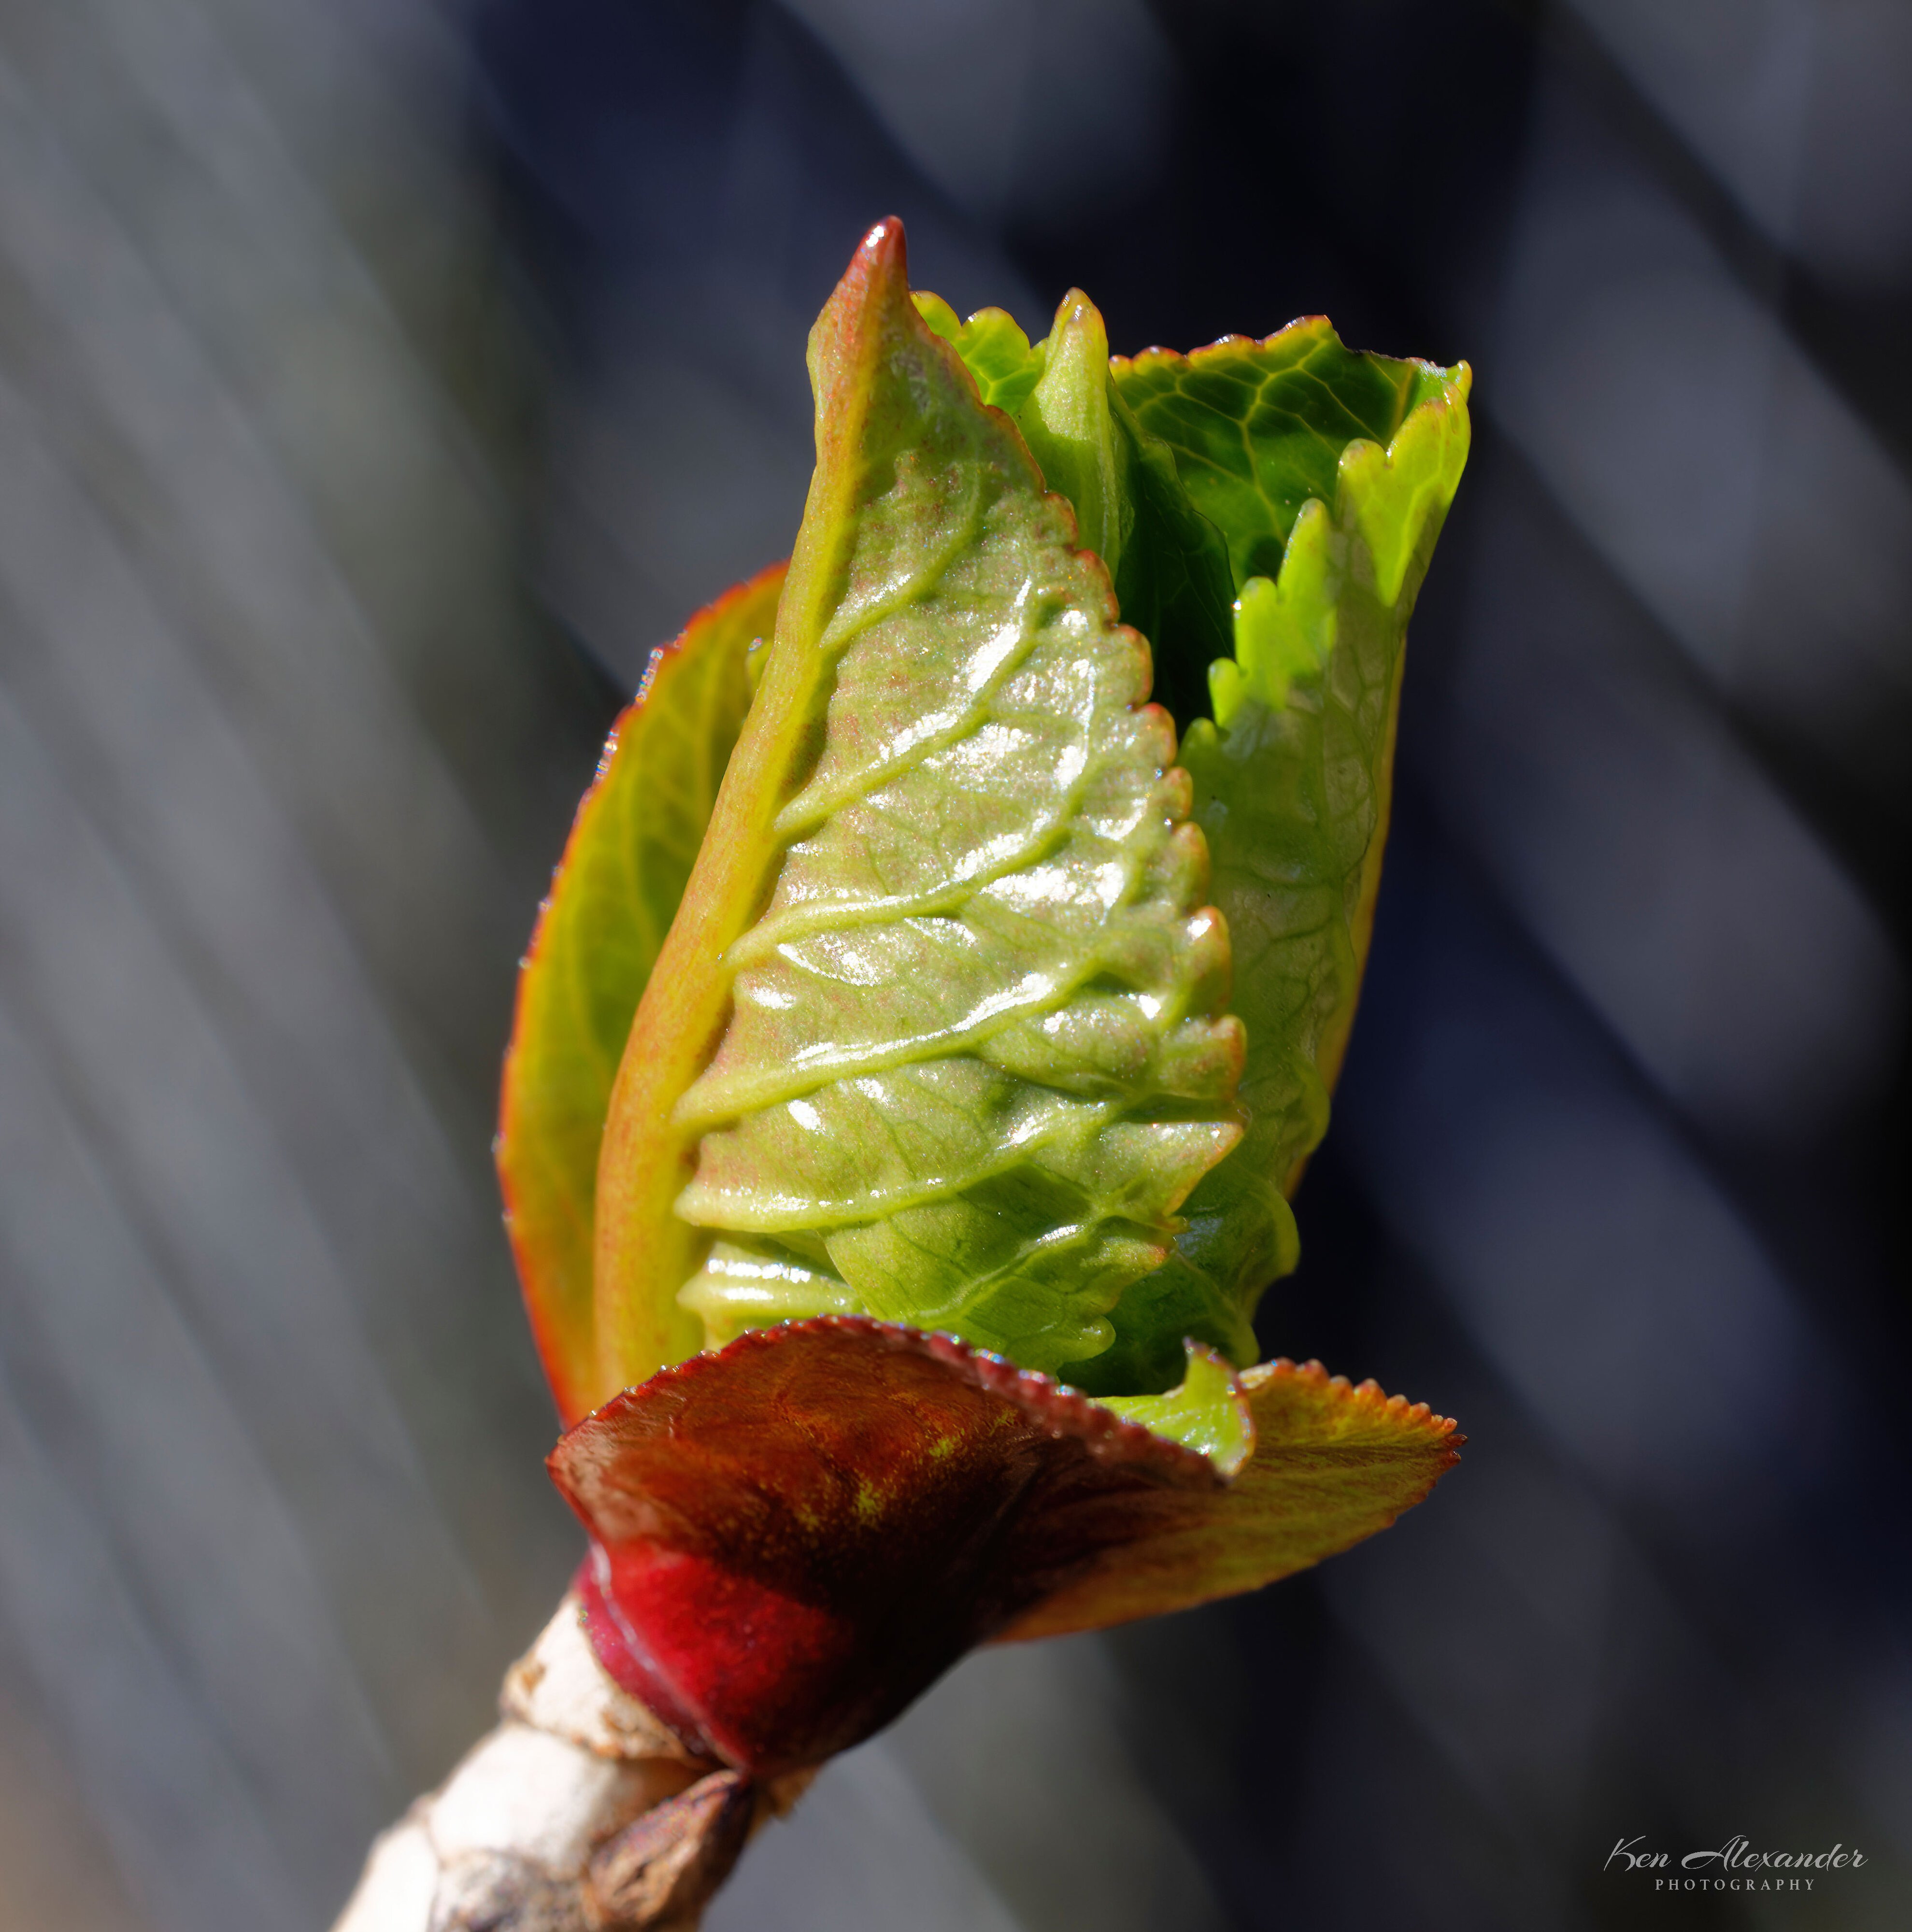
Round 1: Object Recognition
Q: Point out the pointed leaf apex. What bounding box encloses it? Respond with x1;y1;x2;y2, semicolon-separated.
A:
862;213;905;261
806;216;913;422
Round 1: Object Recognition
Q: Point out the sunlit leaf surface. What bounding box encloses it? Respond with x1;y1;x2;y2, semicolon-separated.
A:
498;565;784;1422
912;289;1046;413
593;221;1243;1401
1097;331;1471;1391
928;302;1471;1391
1097;1338;1255;1475
1113;321;1462;593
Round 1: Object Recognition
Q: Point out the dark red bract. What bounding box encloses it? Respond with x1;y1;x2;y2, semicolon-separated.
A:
551;1317;1219;1775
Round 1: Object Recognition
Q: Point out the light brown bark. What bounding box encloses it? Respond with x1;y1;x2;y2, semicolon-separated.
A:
332;1595;809;1932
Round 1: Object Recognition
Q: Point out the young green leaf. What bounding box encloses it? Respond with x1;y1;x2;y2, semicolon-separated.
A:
592;221;1244;1400
1084;329;1470;1392
493;231;1471;1770
1017;292;1128;582
1096;1340;1256;1476
930;299;1470;1390
930;287;1237;735
1113;320;1461;593
912;290;1045;412
498;565;784;1423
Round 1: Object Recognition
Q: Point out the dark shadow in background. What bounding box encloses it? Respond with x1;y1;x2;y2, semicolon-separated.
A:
468;1;1912;1925
0;0;1904;1927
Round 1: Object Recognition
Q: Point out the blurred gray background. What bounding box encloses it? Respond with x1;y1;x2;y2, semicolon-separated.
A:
0;1;1906;1928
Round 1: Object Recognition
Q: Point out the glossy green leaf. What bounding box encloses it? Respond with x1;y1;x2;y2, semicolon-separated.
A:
1016;291;1128;582
567;245;1470;1432
1084;332;1471;1392
498;565;785;1423
912;291;1044;412
1097;1341;1256;1476
931;287;1237;738
935;301;1475;1391
1097;332;1475;1391
931;301;1470;1390
1112;321;1460;594
1103;382;1239;734
592;221;1244;1399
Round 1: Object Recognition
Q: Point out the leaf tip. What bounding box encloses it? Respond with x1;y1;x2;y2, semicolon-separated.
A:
807;216;916;424
850;213;908;282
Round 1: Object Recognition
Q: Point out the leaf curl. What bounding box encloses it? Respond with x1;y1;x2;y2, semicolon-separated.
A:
1084;331;1471;1390
927;303;1471;1390
593;222;1243;1398
498;566;783;1422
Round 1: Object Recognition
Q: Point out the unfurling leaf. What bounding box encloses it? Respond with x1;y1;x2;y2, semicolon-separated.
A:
932;300;1471;1391
507;227;1470;1424
593;220;1244;1404
1096;1339;1255;1476
499;566;784;1423
505;219;1471;1779
1105;327;1470;1390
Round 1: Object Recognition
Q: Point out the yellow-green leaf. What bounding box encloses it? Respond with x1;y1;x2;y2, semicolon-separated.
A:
590;221;1243;1403
1000;1358;1462;1640
498;564;784;1422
